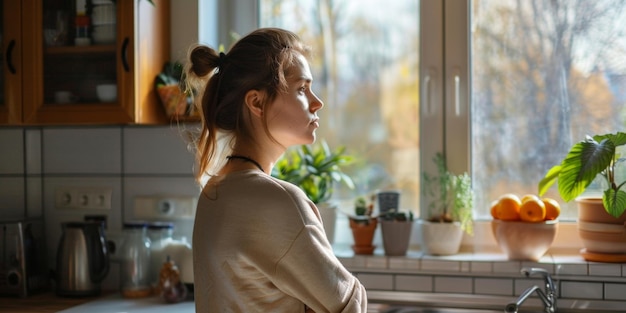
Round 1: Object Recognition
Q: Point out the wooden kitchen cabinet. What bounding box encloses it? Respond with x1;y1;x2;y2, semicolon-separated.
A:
1;0;170;125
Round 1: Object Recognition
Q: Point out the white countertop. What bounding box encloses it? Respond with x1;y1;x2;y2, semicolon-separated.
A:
58;293;194;313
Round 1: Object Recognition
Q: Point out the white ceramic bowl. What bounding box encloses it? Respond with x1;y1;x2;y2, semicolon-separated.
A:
491;219;558;261
96;84;117;102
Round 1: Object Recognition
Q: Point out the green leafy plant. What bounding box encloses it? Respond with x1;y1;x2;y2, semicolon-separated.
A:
422;152;474;234
538;132;626;218
155;62;184;88
272;140;355;204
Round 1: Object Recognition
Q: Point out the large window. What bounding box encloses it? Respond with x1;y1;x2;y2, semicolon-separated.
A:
218;0;626;239
471;0;626;220
260;0;421;213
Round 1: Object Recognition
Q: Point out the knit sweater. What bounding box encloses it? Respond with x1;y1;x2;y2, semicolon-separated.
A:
193;169;367;312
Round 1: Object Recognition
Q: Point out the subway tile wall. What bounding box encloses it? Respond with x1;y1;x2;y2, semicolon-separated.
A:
0;125;199;290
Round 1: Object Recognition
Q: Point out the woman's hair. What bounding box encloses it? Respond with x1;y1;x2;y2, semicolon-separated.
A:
185;28;311;183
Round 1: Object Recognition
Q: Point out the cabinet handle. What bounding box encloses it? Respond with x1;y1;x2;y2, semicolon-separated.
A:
121;37;130;72
6;40;16;74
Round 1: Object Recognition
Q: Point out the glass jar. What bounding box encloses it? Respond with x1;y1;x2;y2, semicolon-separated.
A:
120;221;151;298
147;222;174;290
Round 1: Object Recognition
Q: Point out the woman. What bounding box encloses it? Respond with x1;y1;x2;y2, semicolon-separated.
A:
186;28;368;312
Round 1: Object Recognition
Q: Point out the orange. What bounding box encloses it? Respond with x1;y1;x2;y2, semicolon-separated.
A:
519;198;546;222
496;194;521;221
521;194;541;203
542;198;561;220
490;200;499;219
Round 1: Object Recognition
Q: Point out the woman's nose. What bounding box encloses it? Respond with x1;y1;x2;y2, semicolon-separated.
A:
310;92;324;112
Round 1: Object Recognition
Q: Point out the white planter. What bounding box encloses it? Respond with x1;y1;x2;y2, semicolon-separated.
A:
418;220;463;255
317;202;337;244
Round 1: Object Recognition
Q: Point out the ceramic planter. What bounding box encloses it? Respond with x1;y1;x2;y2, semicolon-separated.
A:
349;217;378;255
418;220;463;255
317;202;338;244
380;220;413;256
577;197;626;262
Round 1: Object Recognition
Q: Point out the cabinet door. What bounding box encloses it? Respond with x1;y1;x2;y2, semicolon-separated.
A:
20;0;169;125
1;0;22;123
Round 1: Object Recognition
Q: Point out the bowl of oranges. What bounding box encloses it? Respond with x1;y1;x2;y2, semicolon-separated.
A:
490;194;560;261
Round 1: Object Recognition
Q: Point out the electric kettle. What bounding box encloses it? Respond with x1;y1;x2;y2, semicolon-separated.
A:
56;221;110;296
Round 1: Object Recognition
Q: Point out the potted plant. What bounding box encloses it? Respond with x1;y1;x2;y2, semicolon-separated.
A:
348;195;378;255
379;209;414;256
538;131;626;260
419;152;474;255
272;140;355;244
154;62;196;118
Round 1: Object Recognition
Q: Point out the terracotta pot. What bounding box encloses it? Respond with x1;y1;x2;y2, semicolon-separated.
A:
576;197;626;258
381;220;413;256
349;218;377;255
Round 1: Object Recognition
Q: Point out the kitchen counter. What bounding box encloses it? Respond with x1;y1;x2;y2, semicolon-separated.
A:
57;293;194;313
0;291;194;313
0;291;110;313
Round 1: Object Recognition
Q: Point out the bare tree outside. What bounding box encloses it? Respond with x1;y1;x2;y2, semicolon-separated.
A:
472;0;626;219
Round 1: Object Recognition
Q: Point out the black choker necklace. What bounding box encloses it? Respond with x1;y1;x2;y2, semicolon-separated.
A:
227;155;265;172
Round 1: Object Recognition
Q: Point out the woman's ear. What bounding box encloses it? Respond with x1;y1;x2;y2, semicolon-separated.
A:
244;89;265;118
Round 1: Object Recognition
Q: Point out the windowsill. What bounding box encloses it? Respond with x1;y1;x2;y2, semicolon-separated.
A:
331;218;626;311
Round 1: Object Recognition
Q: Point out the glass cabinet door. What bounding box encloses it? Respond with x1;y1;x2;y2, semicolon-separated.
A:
42;0;118;105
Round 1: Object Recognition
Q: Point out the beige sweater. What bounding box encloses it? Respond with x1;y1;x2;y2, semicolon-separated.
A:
193;170;367;312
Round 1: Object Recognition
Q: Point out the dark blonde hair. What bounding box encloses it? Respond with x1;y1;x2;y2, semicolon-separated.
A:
185;28;311;182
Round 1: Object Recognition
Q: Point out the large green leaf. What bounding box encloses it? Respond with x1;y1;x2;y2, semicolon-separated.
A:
557;137;614;201
538;165;561;196
603;189;626;218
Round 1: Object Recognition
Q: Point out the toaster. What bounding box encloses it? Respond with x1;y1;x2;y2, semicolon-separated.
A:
0;219;49;297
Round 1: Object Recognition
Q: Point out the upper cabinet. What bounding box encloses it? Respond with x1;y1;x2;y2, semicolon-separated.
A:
1;0;171;125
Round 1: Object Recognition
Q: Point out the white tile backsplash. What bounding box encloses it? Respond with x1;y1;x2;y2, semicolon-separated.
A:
0;177;25;219
43;127;122;174
474;278;513;296
561;281;603;299
434;276;472;293
0;128;24;174
25;128;42;174
123;126;195;175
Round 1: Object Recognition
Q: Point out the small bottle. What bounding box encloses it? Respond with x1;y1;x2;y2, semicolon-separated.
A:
147;222;174;291
120;222;151;298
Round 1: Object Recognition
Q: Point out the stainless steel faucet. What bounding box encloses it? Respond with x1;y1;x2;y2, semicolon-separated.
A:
505;267;557;313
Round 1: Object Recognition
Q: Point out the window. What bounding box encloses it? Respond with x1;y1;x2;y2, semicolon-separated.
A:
215;0;626;248
260;0;421;214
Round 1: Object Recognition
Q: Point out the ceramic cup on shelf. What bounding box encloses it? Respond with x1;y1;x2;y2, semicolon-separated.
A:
54;91;78;104
96;84;117;102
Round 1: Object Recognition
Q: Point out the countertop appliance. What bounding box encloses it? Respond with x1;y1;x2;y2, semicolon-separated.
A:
0;219;48;297
56;221;109;297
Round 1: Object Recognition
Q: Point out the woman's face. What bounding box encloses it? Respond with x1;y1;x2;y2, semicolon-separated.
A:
267;53;324;147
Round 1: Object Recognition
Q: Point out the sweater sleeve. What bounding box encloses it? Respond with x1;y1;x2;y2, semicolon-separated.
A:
274;223;368;313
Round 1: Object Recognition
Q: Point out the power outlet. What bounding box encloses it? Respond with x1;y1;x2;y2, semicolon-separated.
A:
55;187;112;210
133;196;197;220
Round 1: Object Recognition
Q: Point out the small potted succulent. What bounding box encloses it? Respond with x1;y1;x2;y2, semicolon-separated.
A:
348;195;378;255
272;140;355;244
379;209;414;256
154;62;195;118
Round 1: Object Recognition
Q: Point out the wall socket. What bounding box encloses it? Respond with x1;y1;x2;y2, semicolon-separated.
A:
55;187;113;210
133;196;197;220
